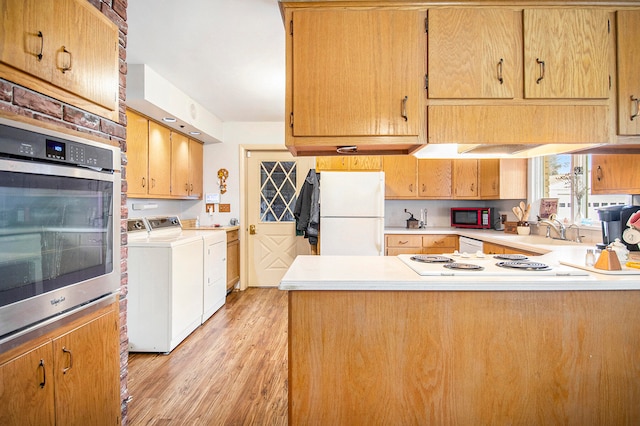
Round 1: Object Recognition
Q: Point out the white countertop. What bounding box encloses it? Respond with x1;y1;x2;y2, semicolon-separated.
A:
279;228;640;291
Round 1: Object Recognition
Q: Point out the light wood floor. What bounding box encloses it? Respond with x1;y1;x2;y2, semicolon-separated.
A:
125;288;288;425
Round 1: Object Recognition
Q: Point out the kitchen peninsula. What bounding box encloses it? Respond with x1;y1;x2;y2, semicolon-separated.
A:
280;241;640;424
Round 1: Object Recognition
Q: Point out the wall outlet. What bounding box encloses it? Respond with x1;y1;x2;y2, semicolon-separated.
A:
219;203;231;213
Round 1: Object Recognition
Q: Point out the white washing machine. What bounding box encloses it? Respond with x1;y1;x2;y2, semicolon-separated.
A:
127;217;204;353
184;228;227;324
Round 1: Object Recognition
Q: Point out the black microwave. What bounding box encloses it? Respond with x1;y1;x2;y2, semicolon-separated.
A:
451;207;495;229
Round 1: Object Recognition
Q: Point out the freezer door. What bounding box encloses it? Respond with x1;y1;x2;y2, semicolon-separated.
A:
320;172;384;217
320;217;384;256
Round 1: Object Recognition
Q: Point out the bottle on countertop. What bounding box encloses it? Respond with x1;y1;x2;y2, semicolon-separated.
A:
195;216;200;228
585;249;595;267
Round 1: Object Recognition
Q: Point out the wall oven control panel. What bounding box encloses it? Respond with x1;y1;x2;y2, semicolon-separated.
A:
0;123;114;171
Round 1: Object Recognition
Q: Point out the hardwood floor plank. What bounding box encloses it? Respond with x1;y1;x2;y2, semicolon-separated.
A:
126;288;288;425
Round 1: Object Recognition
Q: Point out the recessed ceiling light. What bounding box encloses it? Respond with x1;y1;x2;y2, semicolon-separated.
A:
162;117;177;123
189;131;201;135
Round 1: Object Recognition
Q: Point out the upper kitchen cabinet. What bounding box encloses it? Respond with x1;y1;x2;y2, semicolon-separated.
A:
591;154;640;195
523;9;610;99
478;159;527;200
315;155;382;172
452;159;479;199
147;122;173;197
428;9;520;99
284;7;426;156
0;0;120;121
171;134;204;199
126;110;150;197
126;110;204;200
383;156;418;198
616;10;640;136
418;159;452;198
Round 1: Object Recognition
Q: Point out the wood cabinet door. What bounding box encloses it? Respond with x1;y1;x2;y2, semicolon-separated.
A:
52;0;119;111
171;132;190;197
523;9;610;99
617;10;640;136
483;242;505;255
0;0;55;83
148;122;172;196
453;159;478;199
0;342;55;425
52;307;120;426
226;238;240;291
418;159;452;198
591;154;640;194
188;139;203;199
349;156;382;171
428;9;520;99
291;9;425;137
125;110;149;197
497;158;527;200
383;156;417;198
315;156;349;171
479;159;500;199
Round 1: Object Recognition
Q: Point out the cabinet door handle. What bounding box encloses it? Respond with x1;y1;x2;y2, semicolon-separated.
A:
409;183;414;193
37;31;44;61
401;96;408;121
497;58;504;84
631;96;639;121
399;240;409;245
141;177;146;188
38;359;46;388
62;347;73;374
596;165;603;182
61;46;73;74
536;58;545;84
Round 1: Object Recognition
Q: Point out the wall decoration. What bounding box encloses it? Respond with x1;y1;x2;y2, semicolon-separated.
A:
217;168;229;194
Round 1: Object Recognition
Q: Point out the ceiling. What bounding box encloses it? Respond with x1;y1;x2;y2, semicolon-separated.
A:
126;0;285;123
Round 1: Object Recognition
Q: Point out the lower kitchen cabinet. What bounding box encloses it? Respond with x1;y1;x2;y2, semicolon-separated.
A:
385;234;458;255
226;228;240;292
483;241;539;256
0;299;120;425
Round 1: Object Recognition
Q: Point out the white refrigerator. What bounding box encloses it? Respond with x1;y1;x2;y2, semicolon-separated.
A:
319;171;385;256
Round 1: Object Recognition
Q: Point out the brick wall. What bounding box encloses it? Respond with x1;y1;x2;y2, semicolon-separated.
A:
0;0;131;422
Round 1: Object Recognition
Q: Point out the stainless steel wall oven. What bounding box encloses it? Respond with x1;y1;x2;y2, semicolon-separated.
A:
0;118;120;342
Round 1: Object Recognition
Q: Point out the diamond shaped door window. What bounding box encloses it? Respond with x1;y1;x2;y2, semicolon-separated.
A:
260;161;297;222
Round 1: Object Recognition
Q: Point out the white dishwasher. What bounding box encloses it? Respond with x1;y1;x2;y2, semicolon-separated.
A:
127;217;204;353
459;236;484;255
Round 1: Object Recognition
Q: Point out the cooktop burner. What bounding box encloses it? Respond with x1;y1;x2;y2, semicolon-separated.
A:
493;254;528;261
443;262;484;271
496;261;550;271
410;255;453;263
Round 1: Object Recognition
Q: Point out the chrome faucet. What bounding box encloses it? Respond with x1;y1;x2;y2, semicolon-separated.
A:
567;224;582;243
537;216;567;240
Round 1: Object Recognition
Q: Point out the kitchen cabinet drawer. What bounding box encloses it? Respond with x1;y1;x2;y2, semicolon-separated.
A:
422;235;458;254
386;235;422;248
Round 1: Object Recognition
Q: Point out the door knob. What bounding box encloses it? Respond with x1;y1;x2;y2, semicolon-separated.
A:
249;224;256;235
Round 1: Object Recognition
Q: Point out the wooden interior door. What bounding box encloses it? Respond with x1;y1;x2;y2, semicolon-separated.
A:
246;151;314;287
428;8;520;99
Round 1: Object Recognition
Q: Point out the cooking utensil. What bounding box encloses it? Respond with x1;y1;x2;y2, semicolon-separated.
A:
512;206;522;221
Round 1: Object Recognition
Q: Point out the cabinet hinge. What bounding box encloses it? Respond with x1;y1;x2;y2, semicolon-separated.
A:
424;17;428;33
290;19;293;36
425;74;428;91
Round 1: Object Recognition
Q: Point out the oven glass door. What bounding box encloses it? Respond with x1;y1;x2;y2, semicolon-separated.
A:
0;169;114;308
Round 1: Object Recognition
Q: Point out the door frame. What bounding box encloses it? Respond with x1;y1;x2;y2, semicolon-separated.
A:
239;144;299;291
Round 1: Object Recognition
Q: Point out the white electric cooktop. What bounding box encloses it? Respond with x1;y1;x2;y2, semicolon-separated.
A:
398;253;589;277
